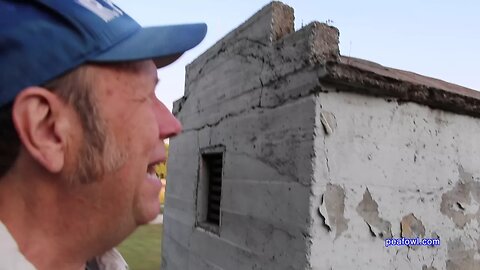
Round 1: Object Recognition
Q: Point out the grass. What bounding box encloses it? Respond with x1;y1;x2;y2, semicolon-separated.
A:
117;224;163;270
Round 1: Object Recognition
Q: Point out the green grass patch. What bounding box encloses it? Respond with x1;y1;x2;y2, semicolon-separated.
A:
117;224;163;270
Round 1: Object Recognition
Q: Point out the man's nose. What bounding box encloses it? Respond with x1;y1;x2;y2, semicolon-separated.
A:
155;100;182;139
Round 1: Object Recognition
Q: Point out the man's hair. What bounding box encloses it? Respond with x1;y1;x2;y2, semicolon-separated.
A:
0;65;107;182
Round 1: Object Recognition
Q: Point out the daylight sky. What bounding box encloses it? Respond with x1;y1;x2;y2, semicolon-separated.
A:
115;0;480;111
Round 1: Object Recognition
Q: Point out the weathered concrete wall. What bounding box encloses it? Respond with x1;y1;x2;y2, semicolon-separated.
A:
163;1;480;269
310;90;480;269
163;98;315;269
163;2;317;269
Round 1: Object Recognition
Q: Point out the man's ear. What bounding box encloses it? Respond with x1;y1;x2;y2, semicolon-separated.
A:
12;87;72;173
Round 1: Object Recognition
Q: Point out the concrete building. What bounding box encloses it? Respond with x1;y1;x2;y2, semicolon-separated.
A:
162;2;480;269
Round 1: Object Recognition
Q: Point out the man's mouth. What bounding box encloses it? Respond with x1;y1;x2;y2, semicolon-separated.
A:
146;163;160;181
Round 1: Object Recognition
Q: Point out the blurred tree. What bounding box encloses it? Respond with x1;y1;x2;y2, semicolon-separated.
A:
155;144;169;205
154;143;169;179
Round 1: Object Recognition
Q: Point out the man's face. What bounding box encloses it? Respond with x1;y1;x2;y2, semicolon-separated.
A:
76;60;181;227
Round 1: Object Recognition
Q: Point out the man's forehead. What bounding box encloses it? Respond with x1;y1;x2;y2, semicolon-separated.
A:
89;60;158;100
114;60;156;74
99;60;158;82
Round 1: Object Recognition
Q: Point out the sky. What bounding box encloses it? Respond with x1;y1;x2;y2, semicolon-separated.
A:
114;0;480;111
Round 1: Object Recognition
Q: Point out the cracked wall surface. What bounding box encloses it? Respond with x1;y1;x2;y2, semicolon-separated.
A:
163;2;315;270
310;91;480;269
163;1;480;270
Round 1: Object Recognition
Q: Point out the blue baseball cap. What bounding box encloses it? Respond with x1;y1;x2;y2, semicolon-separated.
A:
0;0;207;107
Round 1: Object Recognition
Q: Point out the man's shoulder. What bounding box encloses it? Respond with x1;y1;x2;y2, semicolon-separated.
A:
0;221;128;270
0;222;37;270
90;248;129;270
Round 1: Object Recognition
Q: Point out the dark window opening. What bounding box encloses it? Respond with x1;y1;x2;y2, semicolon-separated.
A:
196;146;225;234
204;153;223;226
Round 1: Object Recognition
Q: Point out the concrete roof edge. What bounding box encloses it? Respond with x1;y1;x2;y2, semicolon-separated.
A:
321;56;480;118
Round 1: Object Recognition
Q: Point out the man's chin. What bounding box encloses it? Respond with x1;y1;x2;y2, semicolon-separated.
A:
136;204;161;225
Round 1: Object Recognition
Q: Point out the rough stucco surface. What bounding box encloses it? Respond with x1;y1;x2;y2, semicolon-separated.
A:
163;1;480;270
164;3;315;269
310;91;480;269
356;188;392;238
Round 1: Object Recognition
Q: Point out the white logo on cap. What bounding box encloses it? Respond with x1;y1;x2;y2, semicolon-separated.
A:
75;0;123;22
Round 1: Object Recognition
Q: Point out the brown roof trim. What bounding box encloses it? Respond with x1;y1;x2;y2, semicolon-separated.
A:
321;56;480;118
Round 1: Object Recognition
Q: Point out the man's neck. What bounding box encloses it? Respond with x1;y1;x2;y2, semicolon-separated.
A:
0;172;103;270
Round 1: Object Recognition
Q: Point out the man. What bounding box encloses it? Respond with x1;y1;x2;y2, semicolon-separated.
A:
0;1;206;269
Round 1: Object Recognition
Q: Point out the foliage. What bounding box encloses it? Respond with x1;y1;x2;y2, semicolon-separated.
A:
154;143;169;179
158;179;166;205
154;143;169;204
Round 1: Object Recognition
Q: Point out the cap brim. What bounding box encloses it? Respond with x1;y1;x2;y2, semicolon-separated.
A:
89;23;207;68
